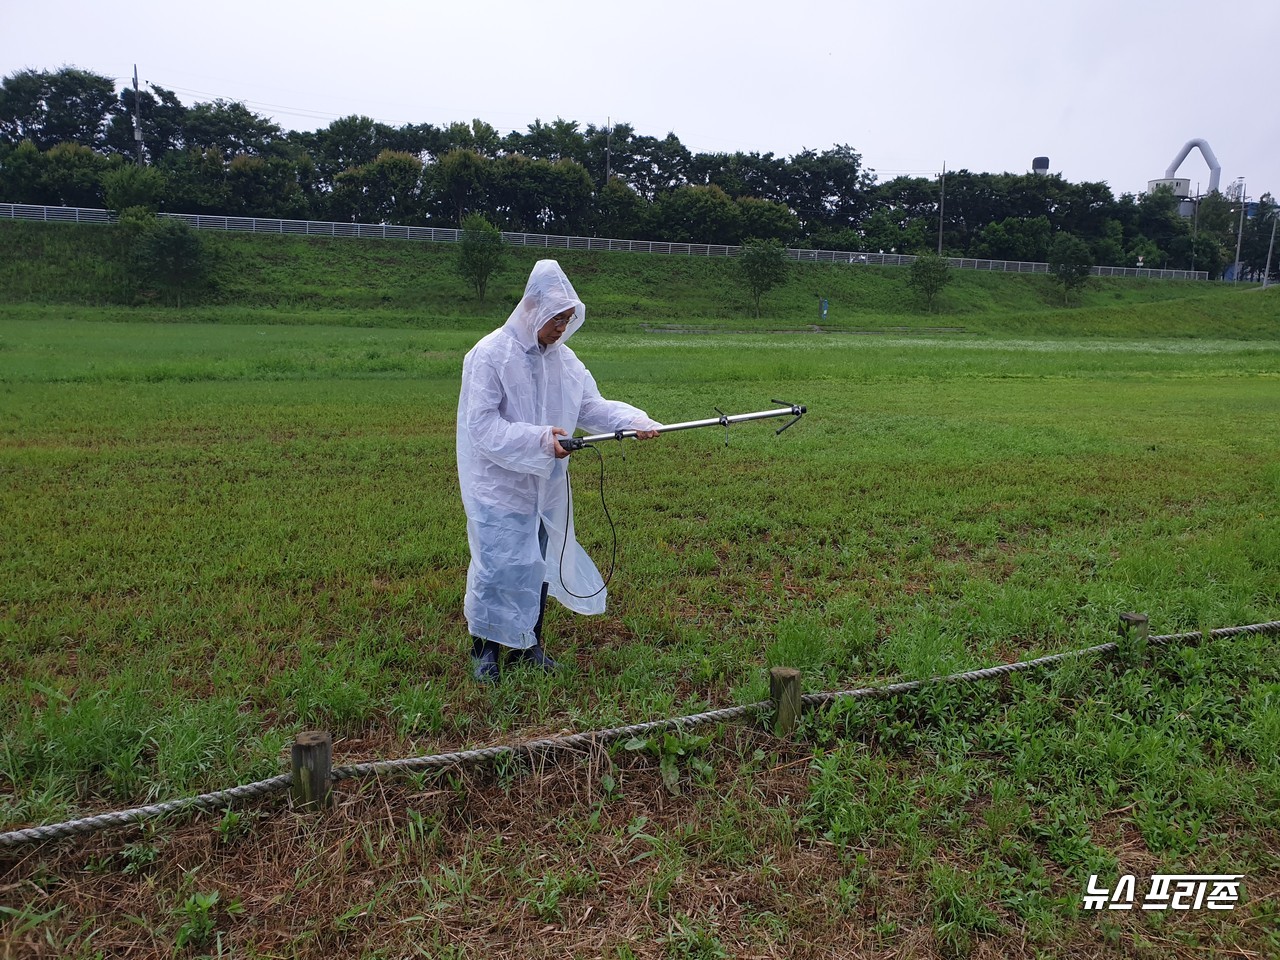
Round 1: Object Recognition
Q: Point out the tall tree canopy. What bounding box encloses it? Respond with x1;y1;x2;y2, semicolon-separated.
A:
0;68;118;150
0;64;1271;280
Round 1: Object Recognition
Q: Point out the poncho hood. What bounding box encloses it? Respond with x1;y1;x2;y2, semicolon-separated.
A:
503;259;586;351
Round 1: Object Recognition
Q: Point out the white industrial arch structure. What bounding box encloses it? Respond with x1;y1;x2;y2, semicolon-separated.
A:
1149;139;1222;197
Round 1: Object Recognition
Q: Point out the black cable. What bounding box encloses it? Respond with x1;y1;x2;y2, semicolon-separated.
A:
558;444;617;599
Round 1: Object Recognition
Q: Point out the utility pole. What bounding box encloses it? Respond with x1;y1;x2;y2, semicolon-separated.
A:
1233;179;1246;282
131;65;144;167
605;116;611;183
1190;184;1199;274
1264;213;1277;289
937;161;946;255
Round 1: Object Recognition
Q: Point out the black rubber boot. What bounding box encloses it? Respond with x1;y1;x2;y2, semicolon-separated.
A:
509;644;559;671
470;637;501;683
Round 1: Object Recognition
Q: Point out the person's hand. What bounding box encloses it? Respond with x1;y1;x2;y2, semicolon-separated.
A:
635;428;660;440
551;427;572;458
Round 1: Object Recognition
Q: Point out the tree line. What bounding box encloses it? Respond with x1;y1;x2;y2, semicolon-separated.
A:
2;67;1276;280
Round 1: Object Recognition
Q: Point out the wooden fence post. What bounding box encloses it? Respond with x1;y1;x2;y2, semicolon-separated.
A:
769;667;802;737
1118;612;1150;663
291;731;333;811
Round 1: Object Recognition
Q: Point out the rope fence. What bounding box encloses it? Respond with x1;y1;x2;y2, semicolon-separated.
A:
801;619;1280;709
0;776;292;848
2;615;1276;850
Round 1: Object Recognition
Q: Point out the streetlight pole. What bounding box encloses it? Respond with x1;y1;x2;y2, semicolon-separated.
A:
937;161;946;256
1233;179;1247;282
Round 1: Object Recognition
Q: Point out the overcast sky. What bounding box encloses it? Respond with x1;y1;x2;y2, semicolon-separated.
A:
4;0;1276;199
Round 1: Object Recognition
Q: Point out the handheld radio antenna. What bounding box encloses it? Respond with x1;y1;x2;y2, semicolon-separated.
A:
559;401;807;452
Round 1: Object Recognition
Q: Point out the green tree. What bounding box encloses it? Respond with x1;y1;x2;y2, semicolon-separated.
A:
1127;238;1161;270
648;184;742;244
0;67;118;150
1135;186;1186;265
0;139;50;203
908;253;952;312
1186;233;1226;279
330;149;423;223
0;69;48;146
782;144;873;236
1241;195;1277;281
622;132;691;201
160;148;230;214
457;213;504;300
111;205;159;300
1090;219;1126;268
580;120;634;189
105;82;188;162
437;119;502;158
226;154;310;219
736;196;800;244
299;114;394;188
433;148;490;225
40;142;108;206
182;99;283;161
859;207;910;254
490;155;593;234
503;117;588;167
1194;191;1238;241
972;215;1051;262
102;163;166;211
737;238;789;317
690;150;789;204
1058;180;1115;239
591;176;645;238
1048;233;1093;305
134;218;209;307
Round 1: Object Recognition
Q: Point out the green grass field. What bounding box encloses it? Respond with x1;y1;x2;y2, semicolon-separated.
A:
1;237;1279;957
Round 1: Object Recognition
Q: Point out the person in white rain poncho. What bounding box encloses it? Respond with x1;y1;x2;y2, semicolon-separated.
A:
457;260;661;681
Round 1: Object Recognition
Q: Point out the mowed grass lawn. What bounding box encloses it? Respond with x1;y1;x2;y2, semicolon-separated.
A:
2;309;1279;958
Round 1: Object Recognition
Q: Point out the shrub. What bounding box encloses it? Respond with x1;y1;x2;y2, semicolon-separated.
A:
457;213;504;301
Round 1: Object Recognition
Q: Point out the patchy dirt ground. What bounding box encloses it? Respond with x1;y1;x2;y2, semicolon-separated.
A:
4;725;1276;960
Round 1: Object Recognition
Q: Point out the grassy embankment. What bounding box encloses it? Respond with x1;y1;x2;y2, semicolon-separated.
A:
0;221;1278;958
0;218;1272;336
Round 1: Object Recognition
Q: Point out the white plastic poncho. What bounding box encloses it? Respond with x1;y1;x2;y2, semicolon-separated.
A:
457;260;660;649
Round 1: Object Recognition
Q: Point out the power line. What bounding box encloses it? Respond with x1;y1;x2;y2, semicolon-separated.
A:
159;84;358;125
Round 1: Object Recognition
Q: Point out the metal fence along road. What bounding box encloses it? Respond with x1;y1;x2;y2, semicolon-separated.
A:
1;202;1210;281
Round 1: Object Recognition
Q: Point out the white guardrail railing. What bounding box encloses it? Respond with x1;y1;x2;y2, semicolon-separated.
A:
0;203;1210;281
